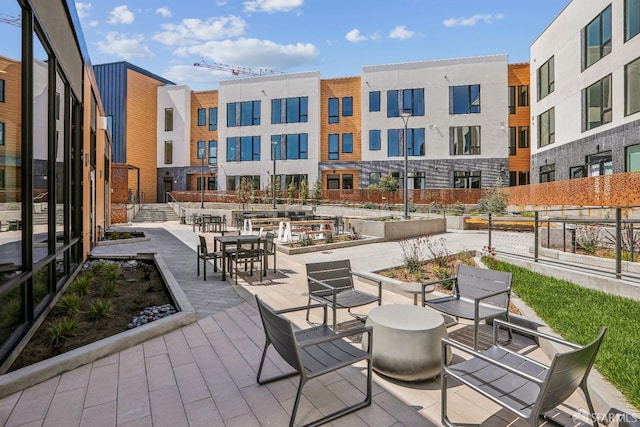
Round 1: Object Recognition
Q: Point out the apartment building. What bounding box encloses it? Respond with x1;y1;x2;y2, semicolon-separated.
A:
530;0;640;182
153;55;515;198
0;0;111;367
94;62;174;207
508;63;532;186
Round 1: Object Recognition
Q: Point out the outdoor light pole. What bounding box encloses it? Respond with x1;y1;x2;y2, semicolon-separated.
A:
271;141;277;209
199;147;205;209
400;112;411;219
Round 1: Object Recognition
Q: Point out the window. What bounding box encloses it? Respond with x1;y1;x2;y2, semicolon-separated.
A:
518;85;529;106
342;97;353;116
271;97;308;123
226;136;260;161
285;134;308;159
413;172;426;189
387;128;425;157
451;126;481;155
538;107;555;147
0;122;4;146
342;133;353;153
209;108;217;131
540;164;555;183
164;108;173;131
585;6;612;68
509;171;517;186
328;134;339;159
508;127;517;155
586;151;613;176
453;171;481;189
226;176;236;191
369;172;381;186
626;143;640;171
227;101;260;127
387;88;425;117
625;57;640;116
197;108;206;126
164;141;173;164
369;129;381;151
241;175;260;190
285;175;307;190
197;140;206;159
342;174;353;190
328;98;339;123
327;174;340;189
369;91;380;112
537;57;555;100
450;85;481;114
518;171;530;185
208;140;217;164
585;74;612;130
207;176;216;191
518;126;529;148
0;79;4;102
508;86;516;114
627;0;640;41
570;165;587;179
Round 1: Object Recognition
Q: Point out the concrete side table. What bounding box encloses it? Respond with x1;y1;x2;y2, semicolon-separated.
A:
363;304;450;381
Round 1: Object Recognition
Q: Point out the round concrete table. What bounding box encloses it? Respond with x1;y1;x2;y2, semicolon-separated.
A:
363;304;450;381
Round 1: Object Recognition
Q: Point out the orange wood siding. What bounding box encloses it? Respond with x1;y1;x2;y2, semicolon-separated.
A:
321;170;360;190
507;63;531;180
189;91;218;188
320;77;362;165
126;69;162;203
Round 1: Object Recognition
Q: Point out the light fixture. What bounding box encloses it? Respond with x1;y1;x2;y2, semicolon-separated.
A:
500;122;505;130
429;124;437;129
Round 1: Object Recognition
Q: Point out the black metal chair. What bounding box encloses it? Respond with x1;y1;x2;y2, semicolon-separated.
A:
229;237;263;283
441;319;606;427
262;231;276;274
255;295;373;427
305;259;382;330
196;235;221;281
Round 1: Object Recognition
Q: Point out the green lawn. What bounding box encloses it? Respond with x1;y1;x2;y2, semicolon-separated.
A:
491;260;640;410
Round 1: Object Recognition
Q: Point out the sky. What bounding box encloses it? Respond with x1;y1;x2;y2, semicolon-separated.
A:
6;0;572;91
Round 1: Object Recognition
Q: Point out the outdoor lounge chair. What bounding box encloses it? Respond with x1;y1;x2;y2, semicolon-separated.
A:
422;264;512;349
441;319;607;427
255;295;373;427
305;259;382;330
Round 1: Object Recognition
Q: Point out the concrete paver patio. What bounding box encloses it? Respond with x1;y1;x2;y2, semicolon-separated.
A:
0;220;631;426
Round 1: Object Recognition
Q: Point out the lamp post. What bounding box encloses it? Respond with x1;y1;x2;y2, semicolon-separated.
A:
400;112;411;219
199;146;205;209
271;141;278;209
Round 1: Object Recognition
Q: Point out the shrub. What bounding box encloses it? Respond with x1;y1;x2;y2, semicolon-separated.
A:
477;177;508;215
299;179;308;205
47;317;78;347
56;294;83;316
424;235;451;269
70;275;93;296
432;265;452;285
104;264;120;281
451;201;465;216
324;232;334;244
102;279;118;297
576;224;600;255
91;261;107;274
88;299;114;320
399;236;428;274
299;234;314;246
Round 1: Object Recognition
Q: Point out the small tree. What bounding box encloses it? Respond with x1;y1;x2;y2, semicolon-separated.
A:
287;181;297;204
312;179;322;205
299;179;308;205
368;174;398;208
237;177;254;210
477;177;508;215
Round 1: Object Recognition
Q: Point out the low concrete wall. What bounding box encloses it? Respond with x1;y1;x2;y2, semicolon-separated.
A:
349;217;446;241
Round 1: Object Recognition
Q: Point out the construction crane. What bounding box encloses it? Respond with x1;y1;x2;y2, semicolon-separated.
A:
0;13;21;27
193;59;280;77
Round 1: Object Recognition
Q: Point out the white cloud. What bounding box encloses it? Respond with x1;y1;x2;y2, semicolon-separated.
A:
443;13;504;27
107;5;135;25
75;2;92;19
243;0;303;13
179;38;319;70
153;16;246;46
345;29;367;43
389;25;415;40
96;32;154;59
156;7;172;18
87;20;99;27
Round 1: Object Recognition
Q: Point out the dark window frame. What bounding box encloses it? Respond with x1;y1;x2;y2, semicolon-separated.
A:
369;129;381;151
209;107;217;131
625;56;640;116
164;108;173;131
369;91;381;112
164;140;172;164
342;133;353;153
508;127;517;155
626;0;640;41
328;134;339;159
342;96;353;116
518;85;529;106
208;140;217;164
537;57;555;100
450;126;481;155
328;98;339;123
197;108;206;126
508;86;516;114
518;126;529;148
538;107;555;147
585;74;613;130
453;171;481;189
450;84;481;115
540;164;556;183
585;5;612;69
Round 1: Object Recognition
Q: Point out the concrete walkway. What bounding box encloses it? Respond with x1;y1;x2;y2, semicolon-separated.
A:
0;220;633;426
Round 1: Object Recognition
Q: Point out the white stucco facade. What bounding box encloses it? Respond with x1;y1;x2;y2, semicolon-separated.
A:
157;85;191;168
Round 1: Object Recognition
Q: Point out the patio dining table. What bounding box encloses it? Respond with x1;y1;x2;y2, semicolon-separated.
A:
214;234;266;281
